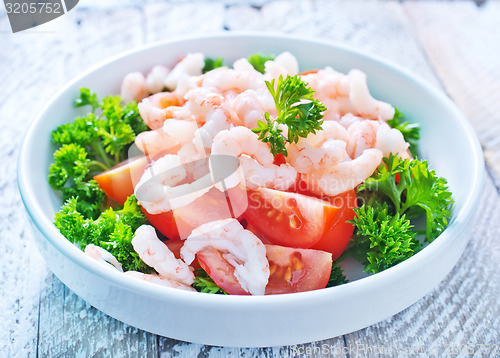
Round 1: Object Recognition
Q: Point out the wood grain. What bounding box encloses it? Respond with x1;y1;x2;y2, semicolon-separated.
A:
404;1;500;178
1;1;499;357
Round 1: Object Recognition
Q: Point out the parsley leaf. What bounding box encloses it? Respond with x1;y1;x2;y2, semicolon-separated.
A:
74;87;100;113
326;261;348;287
54;195;152;272
203;57;224;73
349;203;421;274
122;101;149;135
387;108;420;157
48;144;107;218
253;75;326;156
248;53;275;74
192;268;228;294
359;154;454;241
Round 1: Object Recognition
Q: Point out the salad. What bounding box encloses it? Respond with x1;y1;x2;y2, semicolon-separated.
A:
48;52;453;295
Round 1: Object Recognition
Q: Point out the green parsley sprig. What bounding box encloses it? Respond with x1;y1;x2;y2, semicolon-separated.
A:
387;108;420;157
326;261;348;287
192;268;228;294
203;57;224;73
359;154;454;241
54;195;152;273
253;75;326;156
248;53;275;74
349;203;421;274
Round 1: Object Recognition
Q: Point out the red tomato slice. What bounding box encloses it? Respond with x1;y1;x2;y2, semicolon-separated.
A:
163;239;200;270
309;190;357;260
197;247;249;295
94;156;148;205
265;244;332;294
143;185;248;240
197;244;332;295
243;188;355;258
146;209;181;240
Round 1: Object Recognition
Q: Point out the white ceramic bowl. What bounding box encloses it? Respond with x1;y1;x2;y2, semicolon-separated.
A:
18;33;484;347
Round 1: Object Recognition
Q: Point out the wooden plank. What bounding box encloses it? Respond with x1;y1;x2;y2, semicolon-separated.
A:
0;11;68;358
144;2;225;43
37;276;158;357
157;336;347;357
403;1;500;178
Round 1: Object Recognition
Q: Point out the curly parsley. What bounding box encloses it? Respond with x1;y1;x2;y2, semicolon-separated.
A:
253;75;326;156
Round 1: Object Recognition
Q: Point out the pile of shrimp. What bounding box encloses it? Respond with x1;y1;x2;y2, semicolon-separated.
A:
85;52;410;295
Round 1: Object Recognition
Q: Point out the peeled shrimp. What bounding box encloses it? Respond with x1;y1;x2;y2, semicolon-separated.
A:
145;65;169;94
302;148;383;196
121;72;149;103
164;53;205;91
264;52;299;80
181;218;269;295
84;244;123;272
211;126;297;190
135;150;228;213
302;67;395;121
348;69;395;120
138;92;182;130
202;61;265;94
287;121;349;173
124;271;195;291
135;118;198;157
132;225;194;286
194;108;232;150
347;119;408;158
228;89;276;129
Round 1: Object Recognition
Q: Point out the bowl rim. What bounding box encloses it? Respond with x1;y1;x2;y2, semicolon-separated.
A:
17;32;484;307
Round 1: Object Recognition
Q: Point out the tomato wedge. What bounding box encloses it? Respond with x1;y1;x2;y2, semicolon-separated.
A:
94;156;148;205
265;244;332;294
196;244;332;295
197;247;249;295
243;188;355;259
143;185;248;240
163;239;200;270
309;190;357;260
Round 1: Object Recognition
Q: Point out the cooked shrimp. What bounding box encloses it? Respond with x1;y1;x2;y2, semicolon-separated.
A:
302;68;395;121
135;118;198;157
180;218;269;295
346;119;381;159
182;87;226;124
203;62;265;94
135;152;216;213
339;113;363;129
138;92;182;130
124;271;195;291
228;90;269;129
264;52;299;79
375;122;409;157
164;53;205;91
287;121;349;173
348;69;395;120
145;65;169;94
301;67;355;121
84;244;123;272
211;126;298;190
195;108;232;150
132;225;194;286
301;148;383;196
347;119;409;158
121;72;149;103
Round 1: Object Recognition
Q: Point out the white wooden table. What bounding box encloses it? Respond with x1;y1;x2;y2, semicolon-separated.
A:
1;1;500;356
